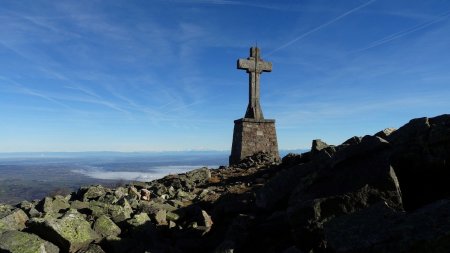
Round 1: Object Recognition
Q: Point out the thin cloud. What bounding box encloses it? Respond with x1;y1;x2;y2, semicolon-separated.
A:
267;0;377;56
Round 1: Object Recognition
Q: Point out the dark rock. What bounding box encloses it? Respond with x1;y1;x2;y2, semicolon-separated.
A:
388;114;450;210
324;200;450;253
281;153;309;166
256;163;316;211
287;144;402;251
342;136;361;145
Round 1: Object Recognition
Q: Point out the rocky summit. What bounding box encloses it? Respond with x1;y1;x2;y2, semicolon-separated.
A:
1;114;450;253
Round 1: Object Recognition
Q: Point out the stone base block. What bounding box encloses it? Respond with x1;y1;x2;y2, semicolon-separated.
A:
229;118;280;165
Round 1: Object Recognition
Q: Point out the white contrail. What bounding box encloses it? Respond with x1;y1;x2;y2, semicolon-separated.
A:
351;10;450;54
267;0;376;56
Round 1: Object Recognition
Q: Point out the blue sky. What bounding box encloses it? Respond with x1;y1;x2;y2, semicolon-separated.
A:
1;0;450;152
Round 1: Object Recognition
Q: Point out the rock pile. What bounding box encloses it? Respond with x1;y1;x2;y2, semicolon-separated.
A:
0;114;450;253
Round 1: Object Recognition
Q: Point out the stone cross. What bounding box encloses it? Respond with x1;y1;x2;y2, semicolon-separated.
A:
237;47;272;120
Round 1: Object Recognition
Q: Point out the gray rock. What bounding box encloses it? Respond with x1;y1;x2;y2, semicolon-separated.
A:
311;139;329;153
375;128;397;139
0;230;59;253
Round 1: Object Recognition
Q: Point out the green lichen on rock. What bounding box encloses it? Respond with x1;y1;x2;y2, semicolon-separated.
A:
80;185;108;202
27;209;99;253
93;215;121;237
0;230;59;253
37;196;70;214
126;212;150;227
0;204;28;232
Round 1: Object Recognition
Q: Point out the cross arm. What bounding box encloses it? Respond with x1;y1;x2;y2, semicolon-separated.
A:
237;59;272;72
237;58;252;70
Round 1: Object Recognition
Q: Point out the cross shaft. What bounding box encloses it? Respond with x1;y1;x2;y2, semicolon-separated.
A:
237;47;272;120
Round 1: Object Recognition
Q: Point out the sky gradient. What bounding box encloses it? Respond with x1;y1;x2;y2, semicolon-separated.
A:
1;0;450;152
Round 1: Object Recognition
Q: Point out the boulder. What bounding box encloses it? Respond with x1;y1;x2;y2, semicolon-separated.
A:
0;204;28;232
93;215;121;238
0;230;59;253
27;209;99;253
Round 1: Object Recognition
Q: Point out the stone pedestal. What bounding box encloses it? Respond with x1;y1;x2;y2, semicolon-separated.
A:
229;118;280;165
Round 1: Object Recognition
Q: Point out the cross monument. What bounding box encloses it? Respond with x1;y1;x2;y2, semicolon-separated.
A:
229;47;280;165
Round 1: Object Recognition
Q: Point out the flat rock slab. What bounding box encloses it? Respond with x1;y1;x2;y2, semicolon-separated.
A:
0;230;59;253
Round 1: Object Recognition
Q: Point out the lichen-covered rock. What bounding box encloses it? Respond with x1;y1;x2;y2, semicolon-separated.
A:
16;201;40;218
126;213;150;227
0;204;28;232
93;215;121;238
36;196;70;214
0;230;59;253
109;199;133;223
79;185;108;202
27;209;99;253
